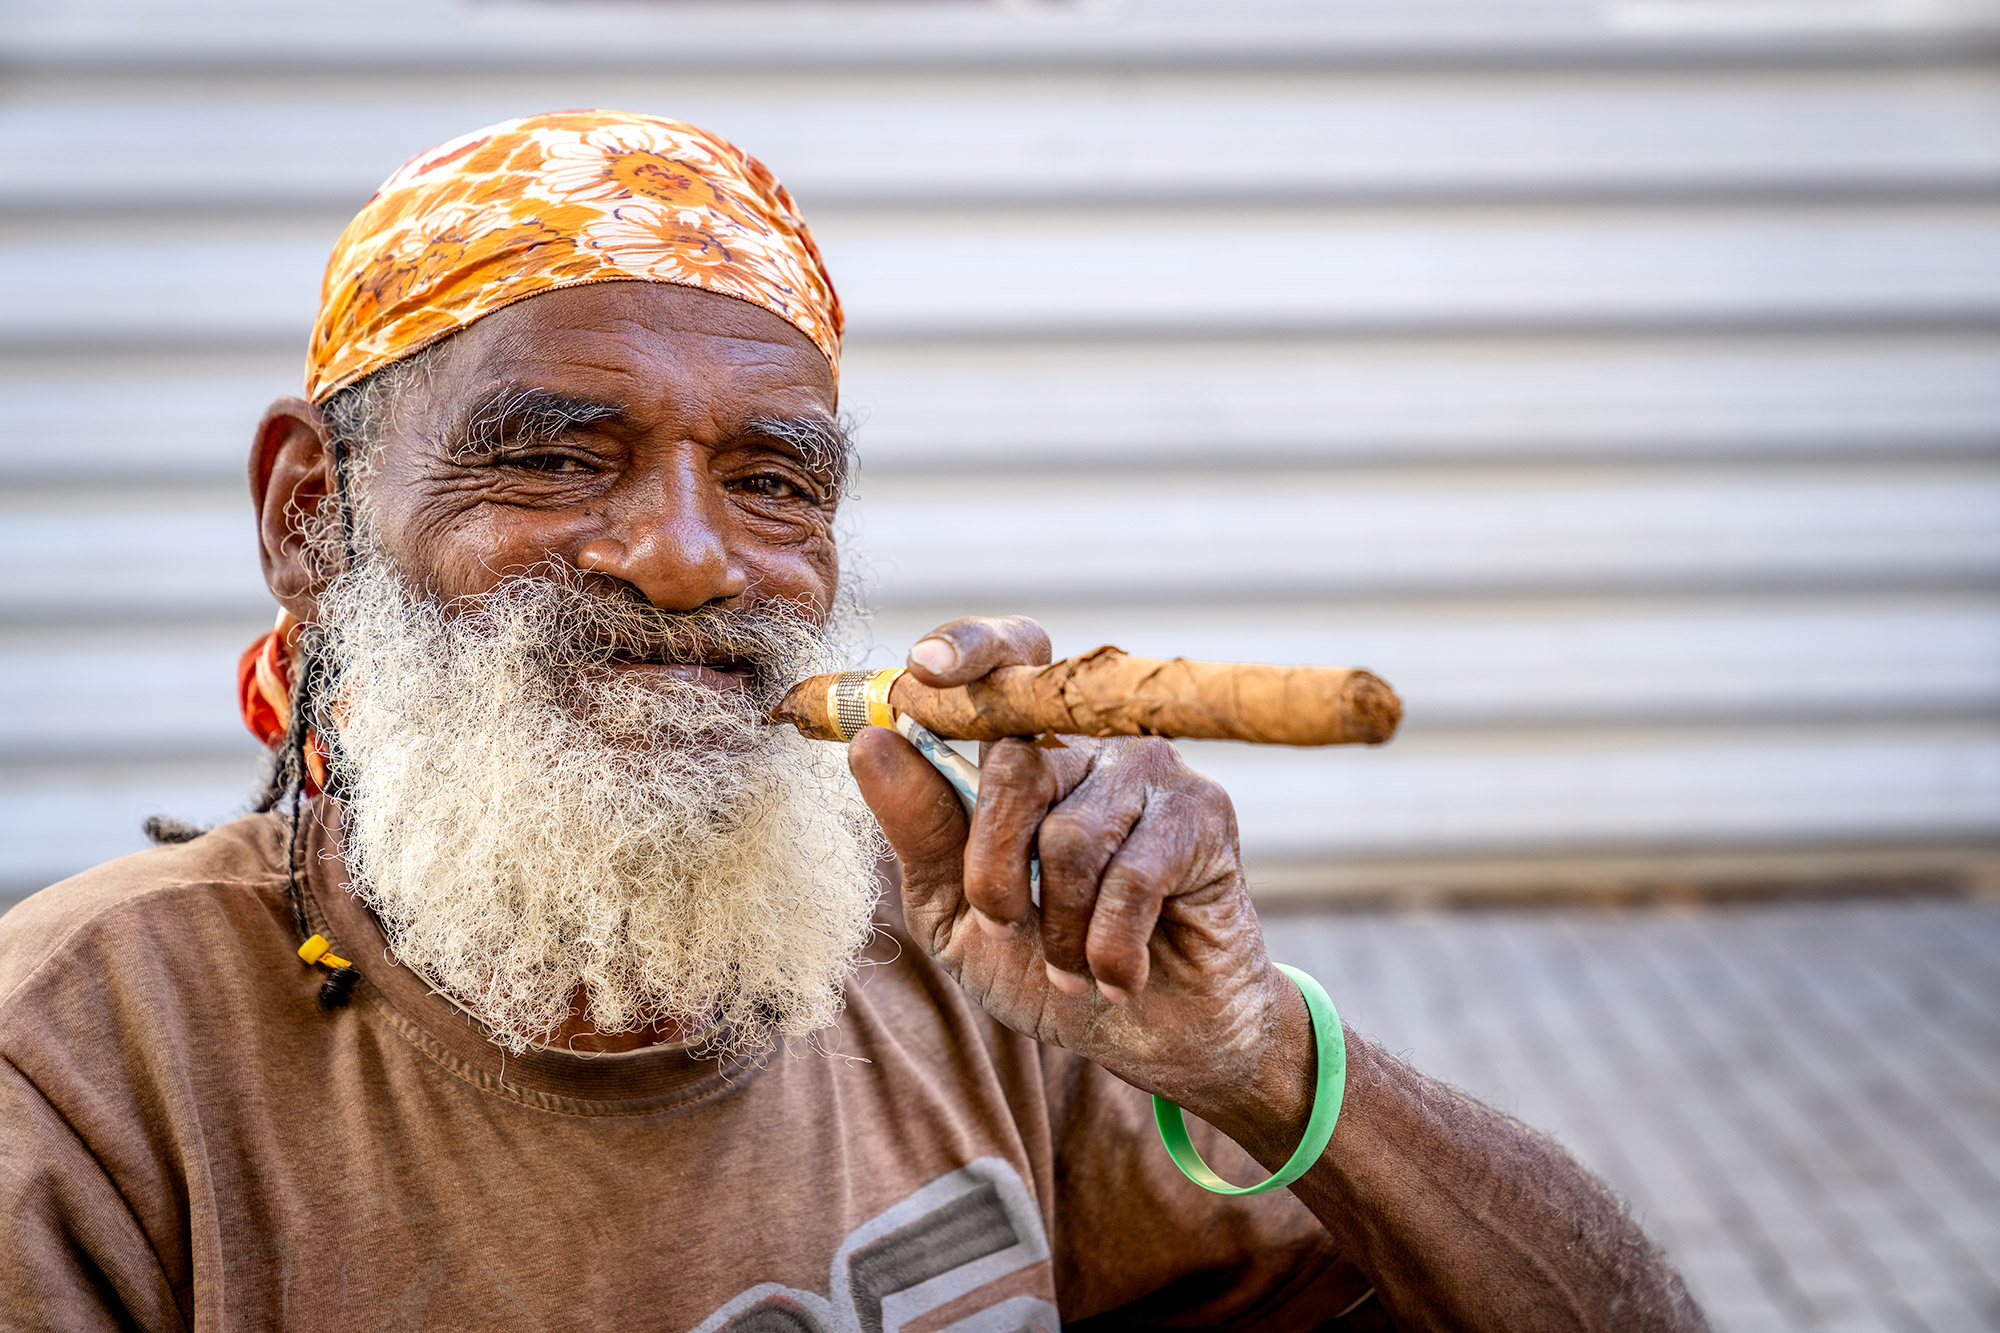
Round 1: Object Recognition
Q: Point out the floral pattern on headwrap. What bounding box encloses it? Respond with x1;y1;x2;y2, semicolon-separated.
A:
306;111;842;404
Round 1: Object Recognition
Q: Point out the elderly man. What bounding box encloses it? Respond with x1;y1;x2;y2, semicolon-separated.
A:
0;112;1704;1331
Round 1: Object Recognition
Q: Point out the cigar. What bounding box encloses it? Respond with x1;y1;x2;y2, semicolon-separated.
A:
771;645;1401;747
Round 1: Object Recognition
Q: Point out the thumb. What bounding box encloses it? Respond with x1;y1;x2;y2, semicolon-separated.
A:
848;726;970;944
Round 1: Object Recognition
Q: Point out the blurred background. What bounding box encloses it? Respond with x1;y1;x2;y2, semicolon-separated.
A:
1;1;1995;1328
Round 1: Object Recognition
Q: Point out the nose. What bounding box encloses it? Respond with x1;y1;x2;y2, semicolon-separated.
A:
573;467;747;610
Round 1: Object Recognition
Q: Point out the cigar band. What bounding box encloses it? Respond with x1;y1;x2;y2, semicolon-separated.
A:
865;668;904;730
825;668;906;741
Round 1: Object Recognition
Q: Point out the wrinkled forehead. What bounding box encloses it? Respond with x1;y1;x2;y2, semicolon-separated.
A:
412;281;839;434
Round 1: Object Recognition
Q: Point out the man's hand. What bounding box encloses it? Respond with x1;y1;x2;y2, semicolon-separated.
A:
850;615;1709;1332
847;615;1314;1140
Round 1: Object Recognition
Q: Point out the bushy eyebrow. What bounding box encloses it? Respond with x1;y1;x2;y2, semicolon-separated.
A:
747;412;853;499
448;385;624;461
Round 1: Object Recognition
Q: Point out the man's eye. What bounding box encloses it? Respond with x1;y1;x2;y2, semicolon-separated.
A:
498;452;591;474
736;474;803;500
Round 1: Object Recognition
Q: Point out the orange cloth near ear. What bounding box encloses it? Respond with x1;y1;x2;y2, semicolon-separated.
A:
236;614;294;750
237;611;329;795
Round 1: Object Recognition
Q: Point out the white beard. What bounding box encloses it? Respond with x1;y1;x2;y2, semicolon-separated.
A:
309;557;884;1057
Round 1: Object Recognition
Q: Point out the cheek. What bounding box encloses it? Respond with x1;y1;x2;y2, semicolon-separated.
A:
374;489;596;597
741;518;841;618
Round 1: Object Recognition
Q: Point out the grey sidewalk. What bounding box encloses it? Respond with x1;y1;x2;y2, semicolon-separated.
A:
1264;901;2000;1333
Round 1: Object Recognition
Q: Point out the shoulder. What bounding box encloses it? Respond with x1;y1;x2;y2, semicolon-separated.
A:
0;812;295;1015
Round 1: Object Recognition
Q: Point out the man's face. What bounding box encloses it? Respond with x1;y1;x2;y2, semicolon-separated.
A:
256;281;882;1056
356;280;843;692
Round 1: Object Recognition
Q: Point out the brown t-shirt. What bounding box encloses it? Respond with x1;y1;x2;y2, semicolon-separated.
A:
0;811;1377;1331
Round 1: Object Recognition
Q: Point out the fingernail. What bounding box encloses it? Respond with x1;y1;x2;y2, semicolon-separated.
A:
1045;964;1092;996
910;637;957;674
1097;981;1130;1004
972;909;1011;940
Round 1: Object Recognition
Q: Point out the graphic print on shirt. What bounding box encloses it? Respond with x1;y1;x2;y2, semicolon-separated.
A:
692;1157;1060;1333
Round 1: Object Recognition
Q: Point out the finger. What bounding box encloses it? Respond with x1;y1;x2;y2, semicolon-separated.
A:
847;725;970;945
1084;838;1177;1003
1034;765;1148;991
1087;770;1245;1000
962;738;1058;936
905;615;1053;688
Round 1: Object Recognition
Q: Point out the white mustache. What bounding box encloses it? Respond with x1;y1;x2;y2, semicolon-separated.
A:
372;567;830;706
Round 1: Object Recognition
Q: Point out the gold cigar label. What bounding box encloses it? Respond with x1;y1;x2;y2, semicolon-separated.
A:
772;646;1400;747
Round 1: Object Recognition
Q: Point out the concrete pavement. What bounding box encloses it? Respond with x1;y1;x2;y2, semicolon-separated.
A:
1265;901;2000;1332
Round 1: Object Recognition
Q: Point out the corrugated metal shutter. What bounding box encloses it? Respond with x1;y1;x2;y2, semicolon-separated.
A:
3;0;1997;901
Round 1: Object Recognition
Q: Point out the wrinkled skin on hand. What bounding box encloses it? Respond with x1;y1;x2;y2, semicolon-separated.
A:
848;615;1314;1136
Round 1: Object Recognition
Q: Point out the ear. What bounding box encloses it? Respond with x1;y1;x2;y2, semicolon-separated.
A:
249;396;338;622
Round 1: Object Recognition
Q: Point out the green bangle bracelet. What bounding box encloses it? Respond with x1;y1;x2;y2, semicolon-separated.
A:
1152;963;1346;1195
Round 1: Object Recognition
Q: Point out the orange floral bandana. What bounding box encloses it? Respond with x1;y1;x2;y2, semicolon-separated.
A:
306;109;842;404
